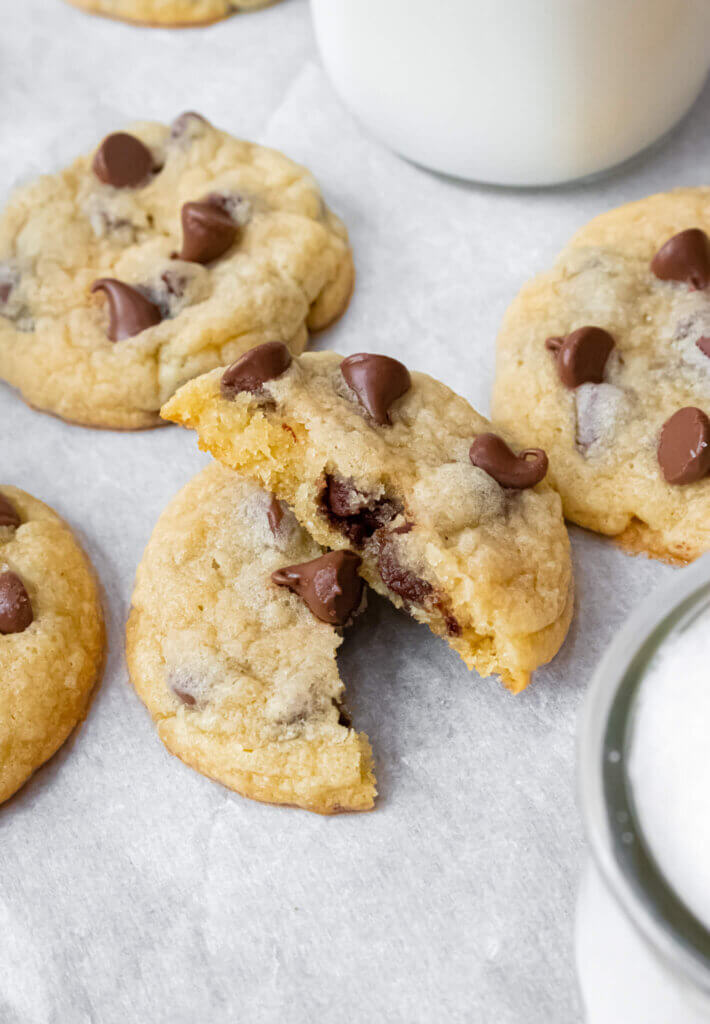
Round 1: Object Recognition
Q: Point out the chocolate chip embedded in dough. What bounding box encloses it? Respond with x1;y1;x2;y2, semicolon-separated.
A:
469;433;548;489
170;111;210;140
657;407;710;485
91;279;162;341
0;493;21;530
178;200;238;264
221;342;292;398
340;353;411;425
272;550;363;625
319;476;400;547
697;337;710;359
0;571;33;634
92;132;154;188
545;327;615;388
651;228;710;291
267;495;285;536
376;539;433;604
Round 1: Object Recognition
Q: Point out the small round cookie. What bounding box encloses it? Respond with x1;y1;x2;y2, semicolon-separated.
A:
0;487;104;803
0;113;353;429
493;188;710;564
64;0;277;27
162;346;574;693
126;463;375;814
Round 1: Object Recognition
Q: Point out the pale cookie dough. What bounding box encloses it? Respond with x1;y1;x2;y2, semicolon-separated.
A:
0;113;353;429
0;487;104;804
162;347;573;693
493;188;710;564
64;0;277;27
126;463;375;814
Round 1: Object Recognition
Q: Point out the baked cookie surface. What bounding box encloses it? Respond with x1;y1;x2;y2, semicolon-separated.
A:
64;0;276;27
126;463;375;814
163;347;573;693
0;487;104;803
0;114;353;429
493;189;710;564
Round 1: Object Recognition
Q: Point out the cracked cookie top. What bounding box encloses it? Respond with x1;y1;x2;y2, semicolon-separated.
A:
0;113;353;428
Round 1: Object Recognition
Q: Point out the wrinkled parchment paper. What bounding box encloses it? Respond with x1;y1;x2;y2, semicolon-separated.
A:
3;2;705;1019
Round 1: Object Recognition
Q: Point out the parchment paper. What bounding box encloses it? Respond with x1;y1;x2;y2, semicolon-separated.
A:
3;2;706;1020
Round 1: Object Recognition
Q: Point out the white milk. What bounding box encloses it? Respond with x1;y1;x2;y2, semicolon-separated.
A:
629;605;710;933
310;0;710;186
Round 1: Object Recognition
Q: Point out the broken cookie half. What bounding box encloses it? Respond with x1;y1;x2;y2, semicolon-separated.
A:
126;463;375;814
162;346;574;692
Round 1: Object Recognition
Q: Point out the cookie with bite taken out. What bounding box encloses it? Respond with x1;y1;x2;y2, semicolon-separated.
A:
162;346;573;693
126;463;375;813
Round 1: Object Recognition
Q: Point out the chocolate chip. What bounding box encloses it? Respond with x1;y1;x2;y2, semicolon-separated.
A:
546;327;615;388
267;495;285;536
0;571;33;635
91;279;162;341
0;493;20;530
221;341;292;397
657;407;710;484
0;283;11;304
170;111;209;140
336;703;352;728
172;687;197;706
161;270;187;297
92;132;154;189
272;550;363;625
651;229;710;291
376;540;433;604
697;337;710;359
340;353;411;425
469;434;548;489
319;475;400;547
178;200;238;264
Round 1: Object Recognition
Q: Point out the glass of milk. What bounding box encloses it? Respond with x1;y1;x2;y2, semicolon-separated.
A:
577;556;710;1022
310;0;710;187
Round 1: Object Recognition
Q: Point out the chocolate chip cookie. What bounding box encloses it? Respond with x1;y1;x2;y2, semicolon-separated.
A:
493;189;710;563
0;487;105;803
0;114;353;428
126;463;375;813
64;0;276;27
162;347;574;693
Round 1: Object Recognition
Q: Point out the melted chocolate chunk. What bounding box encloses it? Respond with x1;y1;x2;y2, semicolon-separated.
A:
92;132;154;189
377;540;433;604
0;493;21;530
0;571;33;634
340;353;411;425
545;327;615;388
651;229;710;291
319;476;400;547
272;550;363;625
469;434;548;489
658;407;710;484
172;686;197;706
91;279;162;341
178;199;238;264
221;341;292;398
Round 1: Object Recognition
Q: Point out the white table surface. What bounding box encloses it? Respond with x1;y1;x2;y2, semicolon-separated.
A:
2;3;707;1021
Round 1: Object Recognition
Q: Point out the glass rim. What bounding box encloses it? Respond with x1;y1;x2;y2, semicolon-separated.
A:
578;553;710;996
